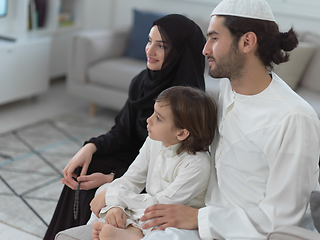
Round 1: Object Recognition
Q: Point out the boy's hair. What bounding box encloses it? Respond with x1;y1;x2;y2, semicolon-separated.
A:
155;86;217;155
222;16;299;70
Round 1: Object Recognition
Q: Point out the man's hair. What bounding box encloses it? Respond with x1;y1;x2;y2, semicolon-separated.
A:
222;16;299;70
155;86;217;155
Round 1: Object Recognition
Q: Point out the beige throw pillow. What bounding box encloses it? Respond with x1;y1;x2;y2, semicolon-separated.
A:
273;42;316;90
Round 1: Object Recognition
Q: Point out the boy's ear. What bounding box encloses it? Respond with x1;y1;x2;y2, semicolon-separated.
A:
177;129;190;141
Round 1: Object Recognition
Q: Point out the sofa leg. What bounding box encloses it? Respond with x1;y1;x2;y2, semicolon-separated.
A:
90;103;97;116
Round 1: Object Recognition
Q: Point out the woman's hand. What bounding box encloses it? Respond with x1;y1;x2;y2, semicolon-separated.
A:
90;189;107;217
140;204;199;231
61;143;97;190
105;207;127;229
77;172;114;190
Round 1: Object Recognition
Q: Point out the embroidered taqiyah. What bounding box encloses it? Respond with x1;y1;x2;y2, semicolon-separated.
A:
211;0;276;22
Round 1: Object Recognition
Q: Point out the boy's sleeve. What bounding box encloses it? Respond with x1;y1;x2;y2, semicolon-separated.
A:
105;152;211;216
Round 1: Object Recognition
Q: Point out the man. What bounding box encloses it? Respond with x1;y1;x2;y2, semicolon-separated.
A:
136;0;320;239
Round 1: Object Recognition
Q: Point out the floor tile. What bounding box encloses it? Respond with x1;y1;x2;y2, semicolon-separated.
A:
0;153;59;175
0;195;48;237
0;80;117;238
0;179;14;194
0;148;31;168
0;169;60;196
0;221;41;240
40;154;72;173
17;133;82;156
0;133;31;151
25;193;62;225
24;179;64;203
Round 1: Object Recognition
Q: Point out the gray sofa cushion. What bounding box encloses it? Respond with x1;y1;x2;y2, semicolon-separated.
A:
55;224;93;240
88;57;145;91
267;226;320;240
300;32;320;92
311;191;320;233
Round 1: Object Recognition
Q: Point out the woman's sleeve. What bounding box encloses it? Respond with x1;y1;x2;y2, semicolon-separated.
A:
84;100;142;156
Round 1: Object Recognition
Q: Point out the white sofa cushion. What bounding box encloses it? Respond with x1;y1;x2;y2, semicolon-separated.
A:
267;226;320;240
273;42;316;90
88;57;145;91
297;87;320;117
299;32;320;92
55;224;93;240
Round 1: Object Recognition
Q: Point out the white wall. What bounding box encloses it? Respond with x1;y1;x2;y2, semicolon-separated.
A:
108;0;320;35
83;0;114;30
1;0;319;37
111;0;215;29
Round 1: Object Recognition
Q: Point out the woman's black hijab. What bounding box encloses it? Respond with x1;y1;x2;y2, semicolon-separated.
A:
126;14;206;139
128;14;206;108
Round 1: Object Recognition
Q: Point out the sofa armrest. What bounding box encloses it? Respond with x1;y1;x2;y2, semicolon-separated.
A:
267;226;320;240
55;224;93;240
67;27;130;84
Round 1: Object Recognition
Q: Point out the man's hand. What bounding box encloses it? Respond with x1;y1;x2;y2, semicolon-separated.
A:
105;207;127;229
140;204;199;231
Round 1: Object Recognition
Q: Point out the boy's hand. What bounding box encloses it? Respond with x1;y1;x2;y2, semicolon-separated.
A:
105;207;127;229
90;189;107;217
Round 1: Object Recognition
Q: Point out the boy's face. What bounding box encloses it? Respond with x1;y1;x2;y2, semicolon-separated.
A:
146;101;181;147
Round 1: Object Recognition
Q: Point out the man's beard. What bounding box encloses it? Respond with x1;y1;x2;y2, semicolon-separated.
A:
208;45;245;80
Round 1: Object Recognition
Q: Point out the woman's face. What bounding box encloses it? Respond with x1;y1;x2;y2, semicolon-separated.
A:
145;26;167;71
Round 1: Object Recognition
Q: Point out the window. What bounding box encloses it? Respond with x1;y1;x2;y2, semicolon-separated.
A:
0;0;7;18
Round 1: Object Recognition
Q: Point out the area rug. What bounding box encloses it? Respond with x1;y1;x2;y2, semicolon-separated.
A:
0;113;116;238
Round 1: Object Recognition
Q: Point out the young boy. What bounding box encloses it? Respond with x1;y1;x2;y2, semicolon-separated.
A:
90;86;217;240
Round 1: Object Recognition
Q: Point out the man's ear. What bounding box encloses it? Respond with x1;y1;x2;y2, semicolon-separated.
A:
177;129;190;141
240;31;257;54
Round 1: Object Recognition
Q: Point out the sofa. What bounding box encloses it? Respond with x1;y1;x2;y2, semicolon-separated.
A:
67;16;320;117
66;9;217;115
63;9;320;240
55;193;320;239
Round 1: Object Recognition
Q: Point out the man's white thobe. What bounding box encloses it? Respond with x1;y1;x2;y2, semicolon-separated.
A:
143;73;320;240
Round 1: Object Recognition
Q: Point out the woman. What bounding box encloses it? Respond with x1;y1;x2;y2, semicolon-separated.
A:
44;14;206;240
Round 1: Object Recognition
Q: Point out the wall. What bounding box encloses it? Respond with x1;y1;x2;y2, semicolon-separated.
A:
83;0;114;30
111;0;214;29
109;0;320;36
1;0;319;78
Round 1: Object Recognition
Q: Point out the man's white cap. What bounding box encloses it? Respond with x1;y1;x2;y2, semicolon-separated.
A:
211;0;276;22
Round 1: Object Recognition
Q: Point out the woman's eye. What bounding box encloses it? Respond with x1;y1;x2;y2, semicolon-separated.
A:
156;116;161;121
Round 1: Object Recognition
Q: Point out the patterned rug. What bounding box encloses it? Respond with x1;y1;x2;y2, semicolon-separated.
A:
0;113;116;238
